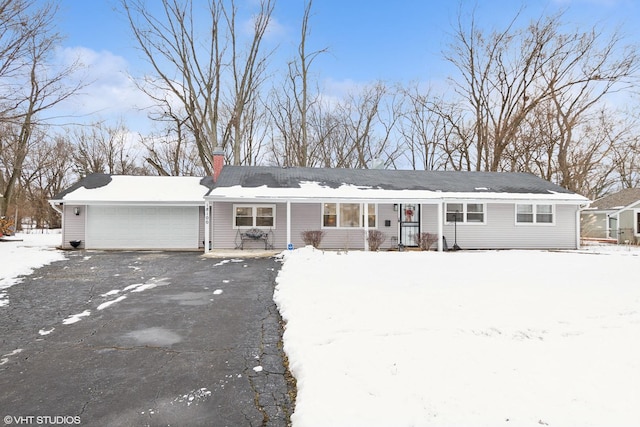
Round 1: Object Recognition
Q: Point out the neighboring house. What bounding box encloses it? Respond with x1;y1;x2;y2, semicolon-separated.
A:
203;155;588;252
49;174;214;250
581;188;640;244
51;155;589;252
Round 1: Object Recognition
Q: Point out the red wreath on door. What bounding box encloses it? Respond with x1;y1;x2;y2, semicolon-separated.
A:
405;208;413;222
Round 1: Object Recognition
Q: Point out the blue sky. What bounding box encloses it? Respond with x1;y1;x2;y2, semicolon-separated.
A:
50;0;639;132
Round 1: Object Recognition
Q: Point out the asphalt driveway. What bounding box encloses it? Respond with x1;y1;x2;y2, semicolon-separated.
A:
0;250;294;427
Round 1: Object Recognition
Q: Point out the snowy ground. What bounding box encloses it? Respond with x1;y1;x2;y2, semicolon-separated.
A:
3;232;639;426
274;245;640;427
0;231;65;307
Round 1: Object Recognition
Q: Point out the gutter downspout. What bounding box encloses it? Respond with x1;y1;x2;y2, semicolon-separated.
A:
49;201;64;248
437;200;443;252
287;201;291;250
364;202;369;251
49;201;63;214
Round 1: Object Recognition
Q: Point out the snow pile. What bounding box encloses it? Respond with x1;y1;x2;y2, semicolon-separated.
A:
274;247;640;427
0;232;65;307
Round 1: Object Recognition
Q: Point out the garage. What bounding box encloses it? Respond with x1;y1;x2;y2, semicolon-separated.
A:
50;174;214;250
86;205;199;249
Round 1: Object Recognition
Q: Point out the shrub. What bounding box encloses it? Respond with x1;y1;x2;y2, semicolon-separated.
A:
301;230;325;248
415;232;438;251
0;217;14;236
367;230;386;251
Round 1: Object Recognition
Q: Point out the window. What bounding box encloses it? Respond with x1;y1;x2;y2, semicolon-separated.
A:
235;207;253;227
516;204;554;224
322;203;377;228
323;203;337;227
233;205;275;228
445;203;484;224
466;204;484;223
536;204;553;223
340;203;360;227
516;204;534;223
446;203;463;223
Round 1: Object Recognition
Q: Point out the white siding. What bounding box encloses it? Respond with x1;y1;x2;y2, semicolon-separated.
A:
211;202;287;249
438;203;578;249
618;209;636;243
62;204;85;249
210;201;580;250
211;202;399;250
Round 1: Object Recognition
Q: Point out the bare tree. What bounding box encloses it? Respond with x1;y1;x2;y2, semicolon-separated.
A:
141;114;204;177
0;0;83;217
268;0;327;167
444;8;639;177
398;84;473;171
71;121;143;176
122;0;274;172
20;132;74;228
334;82;402;169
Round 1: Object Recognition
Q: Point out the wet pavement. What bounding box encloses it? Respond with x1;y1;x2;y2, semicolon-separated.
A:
0;251;294;426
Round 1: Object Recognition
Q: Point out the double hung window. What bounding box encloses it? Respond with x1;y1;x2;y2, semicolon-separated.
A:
233;205;275;228
516;204;554;224
445;203;485;224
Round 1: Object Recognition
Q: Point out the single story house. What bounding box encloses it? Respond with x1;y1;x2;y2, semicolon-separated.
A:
581;188;640;244
51;155;589;251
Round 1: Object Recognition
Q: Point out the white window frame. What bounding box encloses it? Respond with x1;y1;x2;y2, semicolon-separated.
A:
515;203;555;225
232;204;276;229
635;209;640;236
444;202;486;225
321;203;377;229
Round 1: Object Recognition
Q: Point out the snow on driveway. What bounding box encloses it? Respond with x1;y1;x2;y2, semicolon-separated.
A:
0;232;65;307
274;246;640;427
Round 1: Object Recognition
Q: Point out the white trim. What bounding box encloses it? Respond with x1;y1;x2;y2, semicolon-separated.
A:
635;209;640;237
50;200;203;206
232;204;276;229
204;194;586;205
515;203;556;226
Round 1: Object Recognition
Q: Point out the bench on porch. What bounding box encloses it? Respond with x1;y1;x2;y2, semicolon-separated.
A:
235;228;273;250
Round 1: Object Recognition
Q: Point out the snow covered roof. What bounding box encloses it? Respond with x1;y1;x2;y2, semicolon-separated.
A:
51;174;215;204
205;166;588;203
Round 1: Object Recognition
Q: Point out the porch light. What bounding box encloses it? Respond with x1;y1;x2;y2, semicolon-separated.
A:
393;204;398;211
74;207;81;216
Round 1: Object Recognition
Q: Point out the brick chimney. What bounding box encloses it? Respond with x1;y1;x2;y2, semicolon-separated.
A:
212;149;225;182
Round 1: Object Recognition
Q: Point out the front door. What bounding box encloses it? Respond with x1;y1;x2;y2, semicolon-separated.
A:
399;204;420;247
608;216;618;239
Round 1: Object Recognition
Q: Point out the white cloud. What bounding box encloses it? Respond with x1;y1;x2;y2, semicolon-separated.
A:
51;46;154;133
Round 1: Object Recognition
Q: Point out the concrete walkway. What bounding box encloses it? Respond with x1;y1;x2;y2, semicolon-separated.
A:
0;251;294;426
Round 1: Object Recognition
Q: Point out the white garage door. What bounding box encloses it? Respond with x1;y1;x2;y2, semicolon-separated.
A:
86;206;199;249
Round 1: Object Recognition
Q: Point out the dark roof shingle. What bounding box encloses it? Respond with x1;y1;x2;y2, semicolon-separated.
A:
212;166;577;195
589;188;640;210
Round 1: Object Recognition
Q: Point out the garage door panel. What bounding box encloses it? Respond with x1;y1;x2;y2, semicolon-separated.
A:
87;206;199;249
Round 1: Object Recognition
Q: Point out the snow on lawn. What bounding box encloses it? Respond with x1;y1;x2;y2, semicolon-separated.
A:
274;246;640;427
0;232;65;307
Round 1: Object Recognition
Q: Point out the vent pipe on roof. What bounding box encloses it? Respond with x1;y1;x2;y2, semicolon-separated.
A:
370;158;385;170
212;149;225;182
